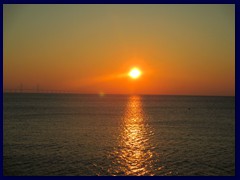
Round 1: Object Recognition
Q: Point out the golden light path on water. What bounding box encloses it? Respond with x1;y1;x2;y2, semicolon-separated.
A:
108;96;162;176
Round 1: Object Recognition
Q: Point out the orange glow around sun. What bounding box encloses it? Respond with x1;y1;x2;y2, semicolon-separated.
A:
128;68;141;79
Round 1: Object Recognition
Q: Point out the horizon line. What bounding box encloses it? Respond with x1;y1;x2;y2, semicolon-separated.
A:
3;91;235;97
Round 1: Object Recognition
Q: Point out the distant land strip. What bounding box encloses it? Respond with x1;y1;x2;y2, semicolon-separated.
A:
3;89;74;94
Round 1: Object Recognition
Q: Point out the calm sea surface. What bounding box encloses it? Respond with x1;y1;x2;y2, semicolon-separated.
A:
3;93;235;176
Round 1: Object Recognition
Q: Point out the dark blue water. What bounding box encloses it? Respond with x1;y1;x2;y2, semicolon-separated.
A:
3;93;235;176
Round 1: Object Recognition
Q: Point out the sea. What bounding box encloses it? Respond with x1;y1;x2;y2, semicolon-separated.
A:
3;93;235;176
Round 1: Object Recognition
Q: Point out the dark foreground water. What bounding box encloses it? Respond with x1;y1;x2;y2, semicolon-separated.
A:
3;93;235;176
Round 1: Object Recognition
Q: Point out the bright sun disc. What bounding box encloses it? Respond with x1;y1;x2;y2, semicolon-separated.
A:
128;68;141;79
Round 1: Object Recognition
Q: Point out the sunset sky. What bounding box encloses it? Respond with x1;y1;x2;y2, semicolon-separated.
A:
3;4;235;96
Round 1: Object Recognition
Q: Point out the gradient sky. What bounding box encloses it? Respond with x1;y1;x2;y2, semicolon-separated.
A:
4;4;235;96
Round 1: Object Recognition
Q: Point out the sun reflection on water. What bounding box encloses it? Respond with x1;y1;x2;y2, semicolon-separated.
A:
108;96;160;176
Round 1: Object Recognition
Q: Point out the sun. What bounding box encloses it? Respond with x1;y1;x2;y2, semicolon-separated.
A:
128;67;141;79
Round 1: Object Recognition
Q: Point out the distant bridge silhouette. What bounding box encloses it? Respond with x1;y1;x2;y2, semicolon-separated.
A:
4;88;76;94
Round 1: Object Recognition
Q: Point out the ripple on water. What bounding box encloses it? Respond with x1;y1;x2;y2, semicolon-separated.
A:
107;96;165;176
